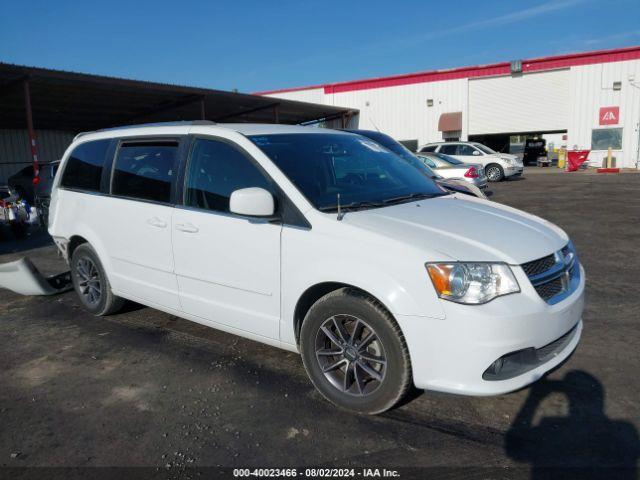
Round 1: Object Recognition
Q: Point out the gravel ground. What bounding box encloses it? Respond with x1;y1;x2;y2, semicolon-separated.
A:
0;170;638;479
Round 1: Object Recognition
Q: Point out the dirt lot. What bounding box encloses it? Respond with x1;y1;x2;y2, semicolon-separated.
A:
1;170;638;479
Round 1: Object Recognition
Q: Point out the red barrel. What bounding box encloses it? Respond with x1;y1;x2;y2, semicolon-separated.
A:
566;150;590;172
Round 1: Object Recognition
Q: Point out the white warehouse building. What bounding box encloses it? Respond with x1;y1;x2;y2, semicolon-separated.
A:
258;46;640;169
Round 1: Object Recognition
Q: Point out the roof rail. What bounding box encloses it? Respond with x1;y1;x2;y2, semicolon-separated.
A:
73;120;216;141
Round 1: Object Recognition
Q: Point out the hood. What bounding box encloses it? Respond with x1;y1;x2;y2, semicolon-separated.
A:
343;195;568;264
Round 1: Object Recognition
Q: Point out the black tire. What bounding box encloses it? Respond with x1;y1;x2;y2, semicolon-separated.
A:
486;163;505;182
300;288;412;415
71;243;125;316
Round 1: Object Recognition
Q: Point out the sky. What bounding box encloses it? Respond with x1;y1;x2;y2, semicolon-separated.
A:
1;0;639;93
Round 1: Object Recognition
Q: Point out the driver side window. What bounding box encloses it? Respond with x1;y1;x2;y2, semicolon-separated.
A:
184;138;273;213
456;145;477;156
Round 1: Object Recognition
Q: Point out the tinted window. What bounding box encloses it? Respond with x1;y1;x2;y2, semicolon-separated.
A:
112;141;178;203
17;165;34;177
249;133;445;211
185;138;272;213
456;145;477;156
61;140;110;191
420;145;437;152
439;144;458;155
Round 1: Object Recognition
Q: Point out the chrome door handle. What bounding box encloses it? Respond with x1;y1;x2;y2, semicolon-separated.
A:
175;222;199;233
147;217;167;228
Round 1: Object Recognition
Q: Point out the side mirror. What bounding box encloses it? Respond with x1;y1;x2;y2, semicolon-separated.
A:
229;187;275;217
472;150;481;156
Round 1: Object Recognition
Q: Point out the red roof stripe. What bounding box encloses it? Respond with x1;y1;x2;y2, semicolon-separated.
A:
254;45;640;96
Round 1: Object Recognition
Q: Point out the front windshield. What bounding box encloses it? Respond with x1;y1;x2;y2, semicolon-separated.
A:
474;143;496;154
249;133;446;211
350;131;439;180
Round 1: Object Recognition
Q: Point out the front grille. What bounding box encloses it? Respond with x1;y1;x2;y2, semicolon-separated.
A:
521;242;580;304
522;254;556;276
534;276;564;300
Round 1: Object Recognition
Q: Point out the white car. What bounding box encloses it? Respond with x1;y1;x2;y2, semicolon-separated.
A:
48;122;584;414
419;141;523;182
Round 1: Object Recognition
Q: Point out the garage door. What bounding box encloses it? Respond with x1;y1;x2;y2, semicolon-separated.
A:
468;69;570;135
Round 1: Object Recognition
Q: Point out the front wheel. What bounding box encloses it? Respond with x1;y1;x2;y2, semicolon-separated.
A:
486;163;505;182
300;288;412;414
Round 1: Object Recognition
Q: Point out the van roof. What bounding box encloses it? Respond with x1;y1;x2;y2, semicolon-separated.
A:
73;121;351;142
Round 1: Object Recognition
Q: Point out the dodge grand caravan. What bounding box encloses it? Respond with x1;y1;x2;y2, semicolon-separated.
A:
48;122;584;414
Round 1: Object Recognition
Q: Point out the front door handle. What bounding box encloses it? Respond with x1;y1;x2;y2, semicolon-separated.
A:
147;216;167;228
175;222;199;233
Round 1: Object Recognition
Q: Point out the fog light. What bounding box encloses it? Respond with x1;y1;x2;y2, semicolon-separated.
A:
490;357;504;374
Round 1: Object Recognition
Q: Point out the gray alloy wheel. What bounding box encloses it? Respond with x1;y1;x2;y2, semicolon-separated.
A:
71;243;125;316
315;314;387;397
300;288;411;414
75;257;102;306
486;164;504;182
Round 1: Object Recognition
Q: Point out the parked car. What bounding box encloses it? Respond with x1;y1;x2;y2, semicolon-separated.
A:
48;122;584;414
419;141;523;182
8;161;60;206
345;130;487;198
415;151;488;189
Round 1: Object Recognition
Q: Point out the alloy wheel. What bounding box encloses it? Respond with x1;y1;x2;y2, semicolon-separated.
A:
76;257;102;305
487;166;501;181
314;314;387;396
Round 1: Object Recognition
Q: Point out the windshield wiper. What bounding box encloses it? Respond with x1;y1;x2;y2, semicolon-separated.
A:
382;192;443;205
318;200;387;214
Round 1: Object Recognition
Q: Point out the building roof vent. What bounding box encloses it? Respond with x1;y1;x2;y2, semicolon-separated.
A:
510;60;522;75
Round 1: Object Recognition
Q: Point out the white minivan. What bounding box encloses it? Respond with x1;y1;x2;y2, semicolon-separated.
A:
419;142;524;182
49;122;584;414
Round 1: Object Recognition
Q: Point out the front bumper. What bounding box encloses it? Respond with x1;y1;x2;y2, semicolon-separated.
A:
396;264;585;396
505;165;524;177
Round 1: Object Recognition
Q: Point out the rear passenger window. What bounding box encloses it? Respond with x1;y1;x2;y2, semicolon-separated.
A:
112;141;178;203
61;140;110;191
185;138;272;213
439;144;458;155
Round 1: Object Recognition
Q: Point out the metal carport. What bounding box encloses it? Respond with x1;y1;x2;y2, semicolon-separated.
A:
0;63;358;180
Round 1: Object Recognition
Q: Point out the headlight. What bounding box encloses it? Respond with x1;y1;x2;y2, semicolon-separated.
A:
426;262;520;304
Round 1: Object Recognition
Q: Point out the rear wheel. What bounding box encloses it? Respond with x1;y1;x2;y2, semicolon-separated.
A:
300;288;411;414
71;244;125;316
486;163;504;182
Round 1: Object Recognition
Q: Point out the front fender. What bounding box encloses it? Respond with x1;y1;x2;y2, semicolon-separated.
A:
281;255;445;346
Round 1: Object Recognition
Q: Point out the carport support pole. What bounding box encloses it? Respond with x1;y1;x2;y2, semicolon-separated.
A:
23;79;40;178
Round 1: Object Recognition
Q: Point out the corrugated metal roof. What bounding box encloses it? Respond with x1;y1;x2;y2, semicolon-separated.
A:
0;63;357;131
